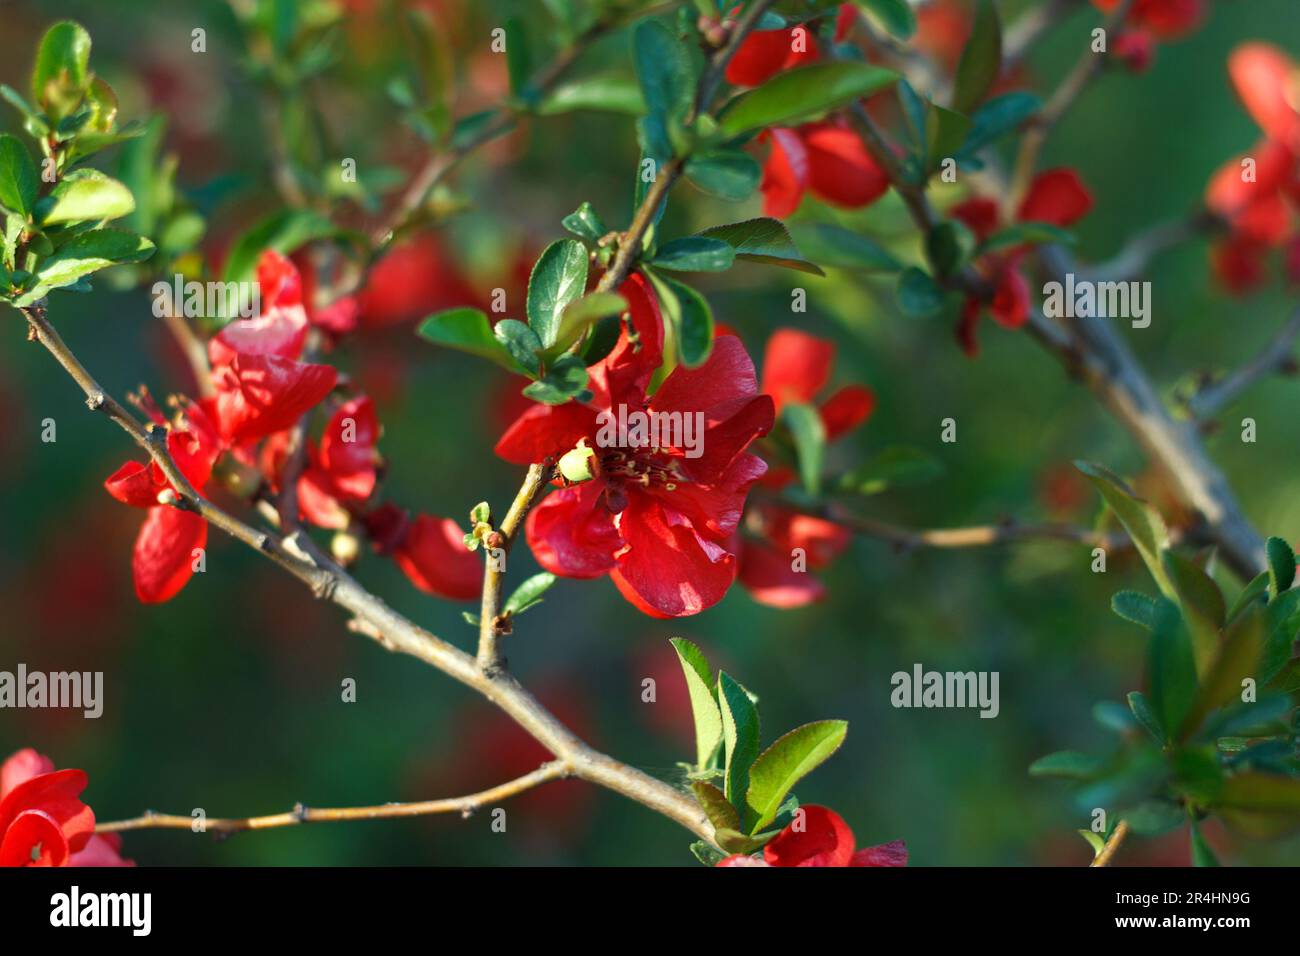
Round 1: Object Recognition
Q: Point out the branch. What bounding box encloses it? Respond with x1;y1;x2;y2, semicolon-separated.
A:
827;508;1131;553
1003;0;1082;69
1079;210;1223;284
1090;819;1129;867
477;461;556;673
1185;306;1300;420
20;301;714;845
96;761;570;835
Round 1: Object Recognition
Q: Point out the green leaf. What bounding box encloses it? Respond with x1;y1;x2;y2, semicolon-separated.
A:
1227;571;1270;623
1074;460;1174;599
670;637;723;771
0;135;39;217
538;74;645;115
504;18;532;98
1078;829;1106;858
1260;587;1300;685
1111;590;1158;630
744;720;847;833
649;236;735;272
31;21;93;120
838;446;942;496
1148;598;1198;742
526;239;589;348
977;222;1076;256
1179;607;1264;741
416;307;521;373
1161;548;1225;672
37;170;134;225
1212;773;1300;838
1028;750;1103;779
925;103;971;171
957;91;1040;157
521;355;589;404
719;62;897;138
644;268;715;368
1189;820;1221;866
855;0;916;39
550;291;627;355
926;220;974;278
684;150;761;201
503;571;556;616
1127;690;1165;744
223;208;339;283
783;402;825;495
1266;536;1295;597
633;20;695;132
699;217;825;276
691;780;741;833
717;671;761;807
493;319;543;377
787;223;901;272
951;0;1001;115
561;201;607;243
15;228;154;306
895;266;944;316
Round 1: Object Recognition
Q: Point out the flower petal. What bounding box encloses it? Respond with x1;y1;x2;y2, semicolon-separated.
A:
210;354;337;445
393;514;482;601
850;839;909;867
762;804;856;866
133;506;207;604
495;401;602;466
761;328;835;411
525;482;620;579
1017;168;1093;227
739;539;827;608
760;127;809;219
820;384;875;441
802;121;891;209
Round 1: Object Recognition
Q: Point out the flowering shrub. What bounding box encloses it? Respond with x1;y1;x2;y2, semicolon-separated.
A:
1;0;1299;871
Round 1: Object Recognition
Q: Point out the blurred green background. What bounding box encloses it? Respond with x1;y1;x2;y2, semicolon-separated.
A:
2;0;1299;865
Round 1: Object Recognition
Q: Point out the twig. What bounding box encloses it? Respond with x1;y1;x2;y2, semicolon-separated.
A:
161;310;215;398
1090;819;1129;867
477;461;555;673
1003;0;1082;69
1186;306;1300;420
1008;0;1134;210
828;508;1130;552
1079;211;1223;284
97;761;570;834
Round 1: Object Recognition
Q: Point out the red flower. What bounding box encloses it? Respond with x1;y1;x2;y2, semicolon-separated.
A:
951;168;1093;356
392;512;483;601
208;250;310;367
298;396;383;529
496;274;773;617
104;402;222;603
206;353;338;445
0;749;131;867
1204;44;1300;294
716;805;907;867
725;23;820;88
738;503;852;608
1090;0;1204;42
760;121;890;218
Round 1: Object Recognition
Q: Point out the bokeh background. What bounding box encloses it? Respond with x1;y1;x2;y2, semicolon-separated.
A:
2;0;1299;865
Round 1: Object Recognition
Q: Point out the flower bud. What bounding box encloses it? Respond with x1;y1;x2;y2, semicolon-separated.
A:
331;530;361;565
558;445;597;483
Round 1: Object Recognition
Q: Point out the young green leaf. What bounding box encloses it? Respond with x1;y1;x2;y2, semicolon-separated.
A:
493;319;543;377
32;20;93;120
633;20;695;130
1028;750;1103;779
526;239;589;348
15;228;154;305
1161;548;1225;672
718;671;761;806
416;307;521;373
561;201;607;243
1189;820;1221;866
926;220;975;278
1075;460;1175;599
1178;606;1263;741
538;75;645;116
504;18;532;99
689;841;727;866
691;780;741;833
521;354;589;404
222;209;339;283
718;62;897;138
1227;570;1270;623
503;572;557;616
1126;690;1165;744
1110;590;1157;630
644;268;715;368
838;446;943;495
744;720;847;833
0;134;39;217
925;103;971;171
550;291;627;355
37;170;135;225
670;637;723;770
957;91;1041;157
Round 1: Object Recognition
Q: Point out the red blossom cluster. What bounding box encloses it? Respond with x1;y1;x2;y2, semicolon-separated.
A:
1205;43;1300;293
103;248;480;603
0;749;130;867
